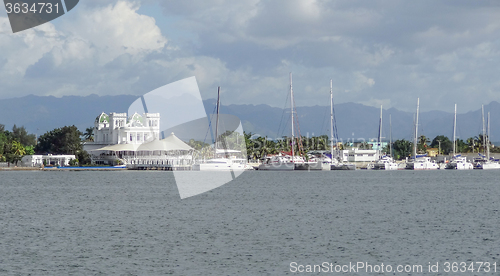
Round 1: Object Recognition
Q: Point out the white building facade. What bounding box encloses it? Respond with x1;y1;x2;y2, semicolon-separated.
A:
21;155;76;167
334;149;379;162
84;112;161;165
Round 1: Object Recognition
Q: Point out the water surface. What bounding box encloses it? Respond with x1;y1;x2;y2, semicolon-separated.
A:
0;170;499;275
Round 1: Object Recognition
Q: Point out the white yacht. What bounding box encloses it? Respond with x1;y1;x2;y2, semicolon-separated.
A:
258;73;321;171
445;155;474;170
258;154;300;171
474;109;500;170
369;155;399;170
192;87;250;171
406;155;439;170
367;106;398;170
476;159;500;170
328;79;356;171
445;104;473;170
405;98;438;170
193;157;249;171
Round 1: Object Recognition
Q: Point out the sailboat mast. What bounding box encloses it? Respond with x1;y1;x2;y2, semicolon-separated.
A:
330;80;334;161
487;112;491;160
482;105;486;156
378;105;382;158
214;86;220;158
290;73;295;162
414;98;420;157
389;114;392;158
453;104;457;156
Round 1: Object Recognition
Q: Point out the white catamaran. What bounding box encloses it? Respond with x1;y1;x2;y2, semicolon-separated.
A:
329;80;355;170
405;98;438;170
367;105;398;170
192;87;250;171
445;104;473;170
474;107;500;170
259;73;322;171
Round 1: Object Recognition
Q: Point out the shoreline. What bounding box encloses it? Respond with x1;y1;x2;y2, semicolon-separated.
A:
0;167;127;171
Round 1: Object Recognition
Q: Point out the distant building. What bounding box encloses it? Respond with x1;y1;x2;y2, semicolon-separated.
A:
21;155;76;167
346;148;378;162
83;112;160;164
332;148;379;162
426;148;439;157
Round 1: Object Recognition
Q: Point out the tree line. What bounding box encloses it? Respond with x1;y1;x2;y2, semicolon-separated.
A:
244;132;500;161
3;124;498;166
0;124;36;165
0;124;91;166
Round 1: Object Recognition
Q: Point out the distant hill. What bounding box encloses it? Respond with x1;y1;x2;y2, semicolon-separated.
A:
1;94;499;142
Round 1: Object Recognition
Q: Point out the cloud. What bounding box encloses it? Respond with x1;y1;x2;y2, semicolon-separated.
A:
2;0;500;114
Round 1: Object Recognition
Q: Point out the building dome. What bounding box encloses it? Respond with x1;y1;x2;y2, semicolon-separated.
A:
95;112;109;124
128;112;144;126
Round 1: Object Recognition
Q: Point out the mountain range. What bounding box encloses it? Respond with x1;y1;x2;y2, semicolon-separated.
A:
1;94;499;143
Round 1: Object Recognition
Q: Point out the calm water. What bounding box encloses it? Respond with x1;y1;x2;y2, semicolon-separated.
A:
0;170;499;275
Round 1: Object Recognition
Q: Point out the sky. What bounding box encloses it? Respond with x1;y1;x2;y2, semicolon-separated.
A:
1;0;500;112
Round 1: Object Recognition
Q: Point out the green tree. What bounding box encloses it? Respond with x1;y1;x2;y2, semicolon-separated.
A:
83;127;94;142
35;125;92;166
25;145;35;155
35;125;83;155
0;128;7;162
417;135;430;153
430;135;452;155
10;140;26;166
76;150;92;165
393;139;412;160
467;137;477;153
455;139;468;153
11;125;36;146
69;158;79;166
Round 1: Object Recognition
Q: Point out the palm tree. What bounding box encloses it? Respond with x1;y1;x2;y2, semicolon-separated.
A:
83;127;94;142
467;137;476;153
11;140;26;166
418;135;430;153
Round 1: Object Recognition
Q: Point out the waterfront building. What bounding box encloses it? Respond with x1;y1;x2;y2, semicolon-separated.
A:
83;112;161;164
84;112;160;149
84;112;194;168
346;148;378;162
21;154;76;167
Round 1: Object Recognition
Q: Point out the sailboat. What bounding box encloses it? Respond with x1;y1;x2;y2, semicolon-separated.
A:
192;87;249;171
474;107;500;169
329;80;355;170
445;104;473;170
367;106;398;170
405;98;438;170
258;74;322;171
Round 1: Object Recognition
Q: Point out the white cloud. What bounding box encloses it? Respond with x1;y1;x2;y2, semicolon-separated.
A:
2;0;500;113
60;1;167;65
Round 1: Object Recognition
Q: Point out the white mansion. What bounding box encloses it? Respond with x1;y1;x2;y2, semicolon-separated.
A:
84;112;194;168
83;112;161;164
92;112;160;146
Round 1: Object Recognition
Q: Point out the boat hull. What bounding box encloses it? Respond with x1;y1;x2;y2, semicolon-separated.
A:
372;163;399;170
257;163;294;171
476;162;500;170
405;162;439;170
445;163;473;170
294;162;323;171
331;164;356;170
192;163;247;171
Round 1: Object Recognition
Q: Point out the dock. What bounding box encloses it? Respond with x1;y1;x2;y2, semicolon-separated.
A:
126;164;192;171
